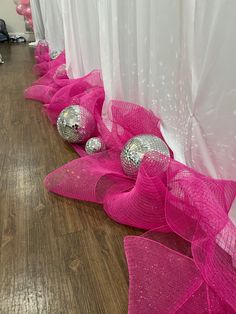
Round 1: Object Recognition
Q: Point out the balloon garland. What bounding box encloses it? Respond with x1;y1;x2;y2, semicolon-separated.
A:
15;0;33;30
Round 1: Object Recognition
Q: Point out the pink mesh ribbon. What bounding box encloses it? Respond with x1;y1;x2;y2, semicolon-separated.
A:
45;101;236;312
125;234;235;313
26;43;104;125
45;102;171;230
26;45;105;155
33;50;65;77
34;41;50;64
28;43;236;312
125;157;236;313
25;51;67;103
43;70;104;124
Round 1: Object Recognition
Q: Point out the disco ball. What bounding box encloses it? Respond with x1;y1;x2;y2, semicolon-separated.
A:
57;105;96;143
121;134;170;177
50;50;60;60
85;137;106;154
53;64;67;79
38;39;48;46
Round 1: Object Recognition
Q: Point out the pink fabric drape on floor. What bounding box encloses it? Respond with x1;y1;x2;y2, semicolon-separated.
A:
45;101;236;312
25;42;236;313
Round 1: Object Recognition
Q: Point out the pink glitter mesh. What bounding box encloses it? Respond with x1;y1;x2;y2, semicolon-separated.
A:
125;235;235;313
33;50;65;77
45;102;236;312
26;46;104;123
25;52;68;104
26;45;104;120
34;41;50;64
27;44;236;312
124;156;236;313
43;70;104;124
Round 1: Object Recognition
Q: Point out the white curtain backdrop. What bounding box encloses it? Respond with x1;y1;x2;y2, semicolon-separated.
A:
98;0;236;184
30;0;45;42
61;0;101;78
190;0;236;181
97;0;190;155
38;0;64;54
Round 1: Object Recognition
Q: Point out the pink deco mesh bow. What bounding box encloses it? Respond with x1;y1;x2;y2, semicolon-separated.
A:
26;42;236;313
44;101;236;312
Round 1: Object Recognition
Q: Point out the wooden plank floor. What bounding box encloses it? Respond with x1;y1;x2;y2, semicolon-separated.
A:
0;43;140;314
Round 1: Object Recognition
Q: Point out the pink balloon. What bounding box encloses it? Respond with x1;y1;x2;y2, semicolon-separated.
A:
24;7;32;18
26;18;33;29
16;3;27;15
20;0;30;4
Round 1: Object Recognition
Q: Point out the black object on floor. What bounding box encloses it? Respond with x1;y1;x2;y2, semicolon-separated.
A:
0;19;9;42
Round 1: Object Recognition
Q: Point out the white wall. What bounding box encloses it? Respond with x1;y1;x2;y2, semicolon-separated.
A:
1;0;33;39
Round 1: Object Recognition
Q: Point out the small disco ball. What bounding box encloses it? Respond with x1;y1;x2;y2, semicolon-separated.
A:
121;134;170;177
57;105;96;143
38;39;48;47
53;64;67;79
50;50;60;60
85;137;106;154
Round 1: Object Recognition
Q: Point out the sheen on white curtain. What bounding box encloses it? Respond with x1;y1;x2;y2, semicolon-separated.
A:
39;0;64;54
98;0;192;160
98;0;236;183
61;0;101;78
190;0;236;181
30;0;45;42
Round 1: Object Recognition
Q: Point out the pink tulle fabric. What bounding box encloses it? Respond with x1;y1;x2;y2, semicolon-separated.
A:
26;42;236;313
26;44;104;128
25;51;67;103
124;156;236;313
45;101;236;313
34;50;65;77
43;70;104;124
34;41;50;64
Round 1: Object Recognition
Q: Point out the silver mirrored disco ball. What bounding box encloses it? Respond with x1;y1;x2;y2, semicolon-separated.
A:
53;64;67;79
57;105;96;143
85;137;106;154
50;50;60;60
121;134;170;177
38;39;48;47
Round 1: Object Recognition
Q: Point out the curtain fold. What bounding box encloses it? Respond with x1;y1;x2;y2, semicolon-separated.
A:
97;0;192;160
30;0;45;42
38;0;65;54
189;0;236;183
61;0;101;78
